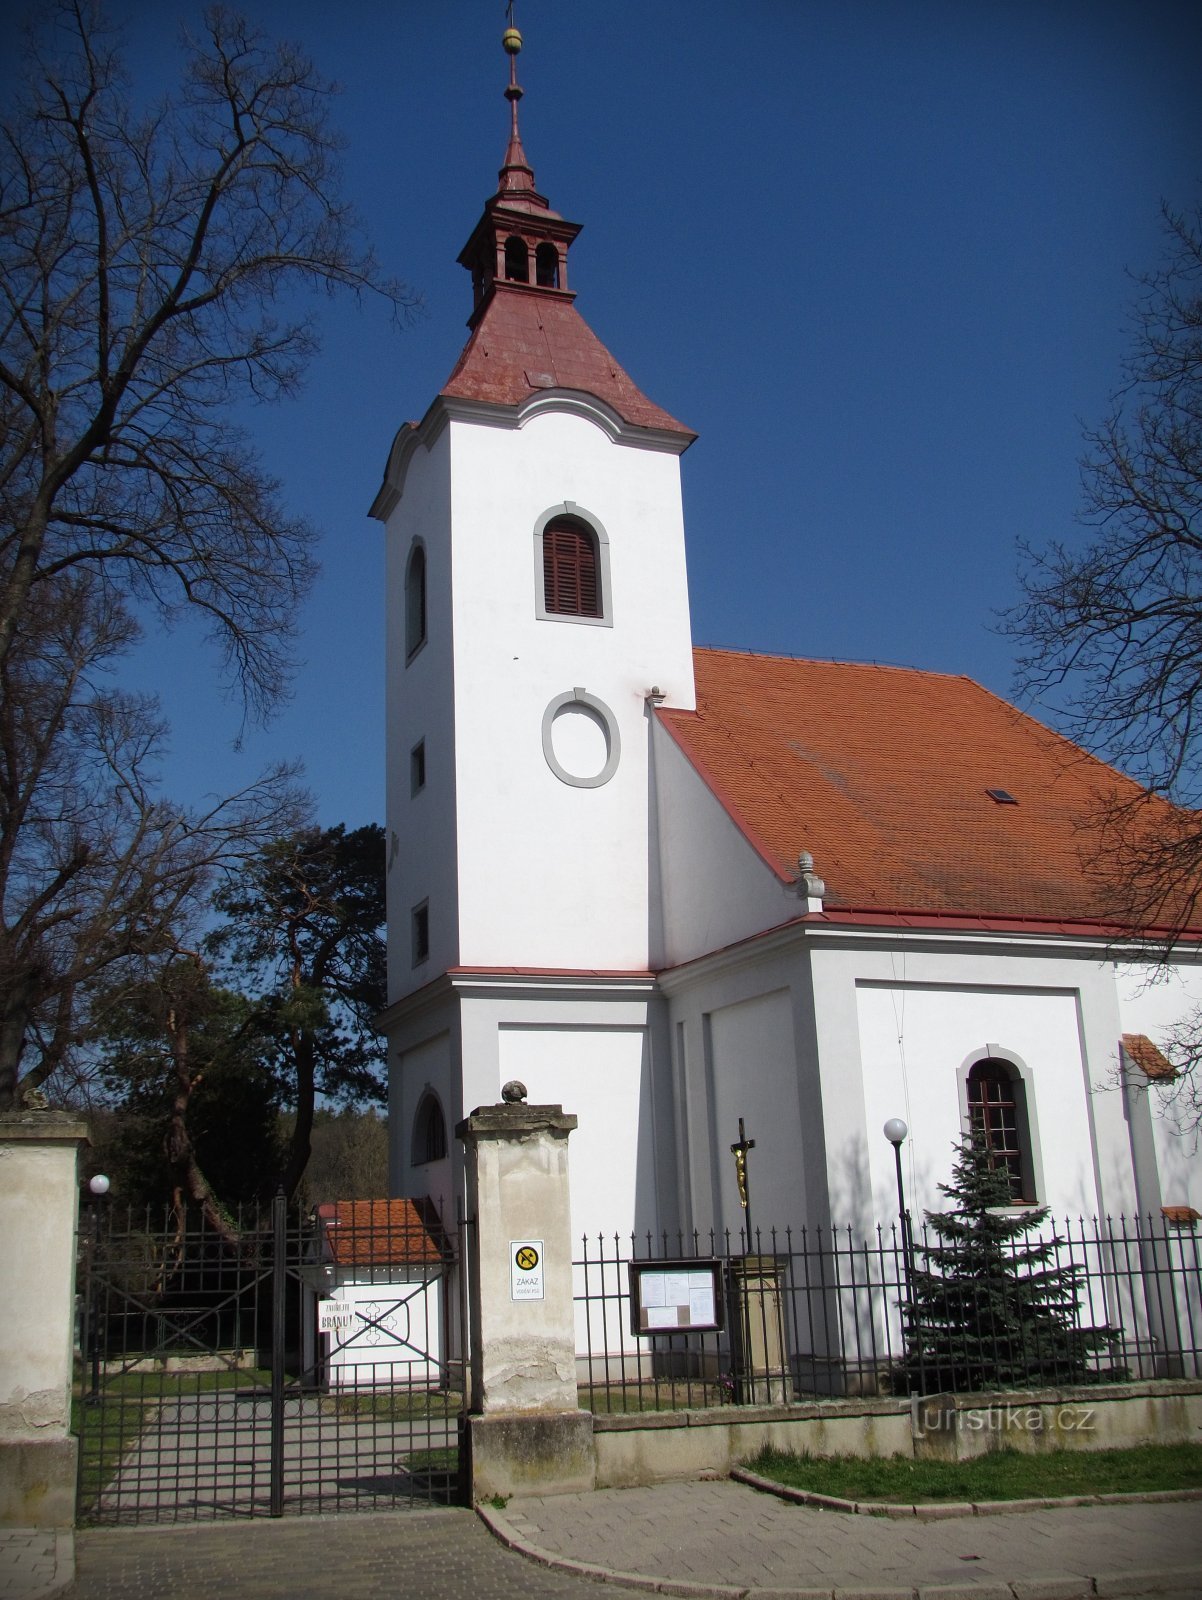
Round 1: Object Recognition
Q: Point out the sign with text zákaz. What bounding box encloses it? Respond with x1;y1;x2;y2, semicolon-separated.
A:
510;1240;545;1301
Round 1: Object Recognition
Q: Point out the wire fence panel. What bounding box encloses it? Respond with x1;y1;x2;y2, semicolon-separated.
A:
574;1214;1202;1412
76;1196;465;1524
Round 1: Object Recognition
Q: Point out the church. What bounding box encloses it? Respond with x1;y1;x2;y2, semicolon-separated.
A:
371;25;1201;1257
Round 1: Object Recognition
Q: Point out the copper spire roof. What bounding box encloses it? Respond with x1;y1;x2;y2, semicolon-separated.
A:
444;20;694;441
658;648;1198;933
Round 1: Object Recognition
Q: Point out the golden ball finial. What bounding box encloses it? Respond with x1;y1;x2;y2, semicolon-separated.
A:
502;25;522;55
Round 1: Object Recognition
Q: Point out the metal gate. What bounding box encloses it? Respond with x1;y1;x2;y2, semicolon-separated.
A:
76;1194;468;1524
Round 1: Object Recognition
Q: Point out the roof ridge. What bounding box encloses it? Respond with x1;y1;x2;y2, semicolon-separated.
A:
691;645;974;682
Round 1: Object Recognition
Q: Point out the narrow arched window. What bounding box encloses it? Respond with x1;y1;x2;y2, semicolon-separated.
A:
967;1059;1034;1203
543;516;600;618
412;1092;447;1166
535;243;560;288
504;236;529;283
405;543;426;660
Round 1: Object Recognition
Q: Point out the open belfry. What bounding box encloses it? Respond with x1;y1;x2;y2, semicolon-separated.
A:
372;20;1201;1262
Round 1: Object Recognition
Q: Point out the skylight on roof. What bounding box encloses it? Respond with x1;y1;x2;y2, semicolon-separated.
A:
986;788;1018;805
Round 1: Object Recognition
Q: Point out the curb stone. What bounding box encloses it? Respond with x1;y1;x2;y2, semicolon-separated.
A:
728;1466;1202;1521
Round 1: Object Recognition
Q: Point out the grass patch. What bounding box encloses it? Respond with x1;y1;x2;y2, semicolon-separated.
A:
744;1442;1202;1504
404;1446;458;1473
580;1381;730;1414
321;1389;463;1419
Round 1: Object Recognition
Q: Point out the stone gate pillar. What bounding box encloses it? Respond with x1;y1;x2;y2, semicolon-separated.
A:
457;1090;594;1498
0;1112;90;1527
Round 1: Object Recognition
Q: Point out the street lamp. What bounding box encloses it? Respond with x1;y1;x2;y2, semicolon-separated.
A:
84;1174;110;1402
883;1120;914;1335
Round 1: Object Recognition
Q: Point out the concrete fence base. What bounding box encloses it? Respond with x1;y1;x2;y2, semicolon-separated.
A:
589;1377;1202;1489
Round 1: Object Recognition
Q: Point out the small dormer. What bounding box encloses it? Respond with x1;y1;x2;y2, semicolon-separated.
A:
456;23;581;326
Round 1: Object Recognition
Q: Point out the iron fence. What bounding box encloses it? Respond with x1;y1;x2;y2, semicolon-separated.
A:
574;1213;1202;1412
76;1194;466;1524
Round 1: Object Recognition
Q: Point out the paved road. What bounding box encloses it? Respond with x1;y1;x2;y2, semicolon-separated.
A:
7;1480;1202;1600
62;1510;649;1600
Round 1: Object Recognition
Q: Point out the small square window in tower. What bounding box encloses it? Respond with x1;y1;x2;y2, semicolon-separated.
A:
543;516;600;617
411;902;429;967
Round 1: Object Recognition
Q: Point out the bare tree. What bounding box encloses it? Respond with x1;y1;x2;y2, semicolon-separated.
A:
0;3;409;1107
0;1;411;712
0;575;306;1108
1008;201;1202;1119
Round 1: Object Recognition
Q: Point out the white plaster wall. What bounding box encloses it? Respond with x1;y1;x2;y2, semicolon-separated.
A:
497;1024;657;1248
663;944;829;1240
652;722;802;968
704;989;807;1243
800;942;1146;1227
391;1029;454;1225
446;409;694;971
0;1133;80;1439
854;980;1097;1221
382;427;458;1002
1118;961;1202;1212
665;934;1147;1239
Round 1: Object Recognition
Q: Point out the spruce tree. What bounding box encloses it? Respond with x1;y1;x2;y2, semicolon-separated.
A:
902;1136;1121;1393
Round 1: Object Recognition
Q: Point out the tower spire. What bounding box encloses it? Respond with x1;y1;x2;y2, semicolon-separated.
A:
457;11;582;319
499;10;534;196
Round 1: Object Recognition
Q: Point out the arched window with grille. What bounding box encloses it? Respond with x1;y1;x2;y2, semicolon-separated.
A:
966;1058;1035;1203
412;1092;447;1166
405;541;427;660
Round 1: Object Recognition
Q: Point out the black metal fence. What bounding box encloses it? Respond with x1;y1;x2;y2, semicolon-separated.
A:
575;1214;1202;1412
76;1194;466;1524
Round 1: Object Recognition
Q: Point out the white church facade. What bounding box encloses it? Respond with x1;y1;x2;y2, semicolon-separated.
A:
371;30;1201;1268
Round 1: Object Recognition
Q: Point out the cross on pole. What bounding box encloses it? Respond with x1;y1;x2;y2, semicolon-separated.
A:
730;1117;756;1253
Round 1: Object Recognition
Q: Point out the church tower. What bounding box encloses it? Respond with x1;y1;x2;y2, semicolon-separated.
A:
371;24;696;1235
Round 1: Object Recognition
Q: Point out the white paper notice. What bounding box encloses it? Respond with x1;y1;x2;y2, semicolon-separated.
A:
689;1284;715;1324
645;1305;679;1330
640;1274;667;1307
662;1272;691;1306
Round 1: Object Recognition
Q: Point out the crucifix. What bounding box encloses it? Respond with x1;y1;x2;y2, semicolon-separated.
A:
730;1117;756;1252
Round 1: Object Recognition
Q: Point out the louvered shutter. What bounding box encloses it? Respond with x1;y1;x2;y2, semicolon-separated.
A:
543;519;600;617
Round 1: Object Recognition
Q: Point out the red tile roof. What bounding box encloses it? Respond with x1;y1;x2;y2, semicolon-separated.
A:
441;284;694;438
315;1199;447;1268
658;648;1195;930
1122;1034;1178;1081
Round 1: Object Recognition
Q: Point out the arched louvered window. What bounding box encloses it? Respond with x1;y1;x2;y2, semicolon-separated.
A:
543;517;600;618
412;1092;447;1166
405;542;426;660
966;1059;1034;1203
504;236;529;283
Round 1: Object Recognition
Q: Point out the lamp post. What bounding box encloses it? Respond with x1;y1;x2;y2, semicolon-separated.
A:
883;1120;914;1337
85;1174;110;1403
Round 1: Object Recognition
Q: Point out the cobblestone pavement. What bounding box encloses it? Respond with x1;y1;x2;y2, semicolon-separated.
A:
0;1532;71;1600
494;1480;1202;1597
61;1510;651;1600
5;1482;1202;1600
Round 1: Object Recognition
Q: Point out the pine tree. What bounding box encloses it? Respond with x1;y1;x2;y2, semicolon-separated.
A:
902;1136;1122;1393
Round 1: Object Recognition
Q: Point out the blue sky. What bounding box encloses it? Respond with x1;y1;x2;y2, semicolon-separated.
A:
4;2;1200;830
